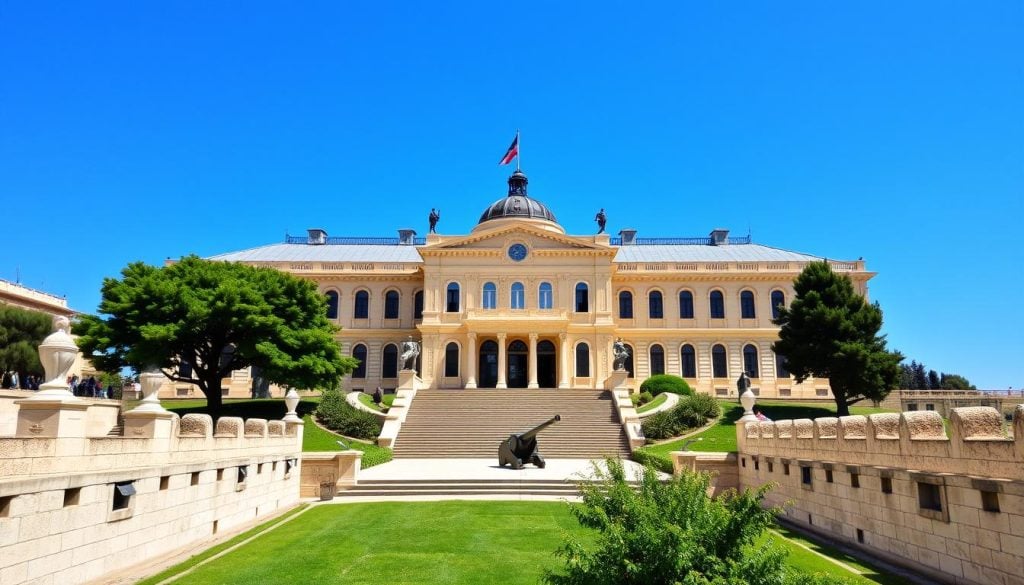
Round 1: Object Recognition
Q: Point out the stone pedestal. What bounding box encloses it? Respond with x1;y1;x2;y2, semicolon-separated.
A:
398;369;422;392
15;399;90;438
604;369;629;391
122;410;177;438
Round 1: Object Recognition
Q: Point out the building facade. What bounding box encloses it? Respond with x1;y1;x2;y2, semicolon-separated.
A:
197;171;872;399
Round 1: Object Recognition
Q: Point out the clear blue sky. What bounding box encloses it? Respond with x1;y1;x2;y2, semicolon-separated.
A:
1;2;1021;389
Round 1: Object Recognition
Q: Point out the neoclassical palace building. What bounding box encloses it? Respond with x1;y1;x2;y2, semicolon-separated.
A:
200;170;871;399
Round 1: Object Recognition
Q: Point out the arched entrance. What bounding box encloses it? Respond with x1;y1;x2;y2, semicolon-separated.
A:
537;340;557;388
478;340;499;388
507;340;529;388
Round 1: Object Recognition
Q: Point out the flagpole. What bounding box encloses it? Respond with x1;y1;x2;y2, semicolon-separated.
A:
516;129;521;171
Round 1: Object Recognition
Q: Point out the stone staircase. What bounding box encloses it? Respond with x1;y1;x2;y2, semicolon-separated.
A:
392;389;632;460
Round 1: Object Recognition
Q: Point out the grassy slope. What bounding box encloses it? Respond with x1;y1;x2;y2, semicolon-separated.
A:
635;392;668;413
145;501;900;585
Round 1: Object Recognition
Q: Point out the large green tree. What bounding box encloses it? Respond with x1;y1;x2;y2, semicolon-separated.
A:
76;255;357;415
0;305;51;386
772;261;902;416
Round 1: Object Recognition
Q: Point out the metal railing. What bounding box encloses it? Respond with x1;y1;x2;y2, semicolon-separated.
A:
609;236;753;246
285;236;427;245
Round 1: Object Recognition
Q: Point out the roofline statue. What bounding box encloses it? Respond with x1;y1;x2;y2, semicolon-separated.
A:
595;208;607;234
429;208;440;233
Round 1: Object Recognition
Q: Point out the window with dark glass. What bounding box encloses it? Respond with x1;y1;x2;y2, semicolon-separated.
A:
510;282;525;309
619;291;633;319
624;344;635;378
444;342;459;377
710;290;725;319
382;344;398;378
538;282;553;309
325;291;339;319
681;344;696;377
771;290;785;320
575;283;589;312
384;290;400;319
413;290;424;320
712;344;727;377
650;344;665;375
354;290;369;319
649;291;664;319
482;282;497;309
743;344;759;377
352;344;367;378
679;290;694;319
740;291;756;319
446;283;460;313
775;352;790;378
575;343;590;377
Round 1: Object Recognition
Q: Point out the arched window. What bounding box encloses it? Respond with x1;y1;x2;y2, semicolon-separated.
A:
650;344;665;375
624;344;635;378
680;344;696;378
538;282;553;309
712;344;728;378
384;290;400;319
743;344;759;378
413;290;424;320
354;290;369;319
575;283;589;312
482;282;497;309
575;343;590;377
740;290;756;319
444;342;459;377
619;291;633;319
679;290;694;319
771;290;786;320
446;282;460;313
325;291;339;319
709;290;725;319
649;291;664;319
510;282;525;309
382;344;398;378
775;352;790;378
351;344;367;378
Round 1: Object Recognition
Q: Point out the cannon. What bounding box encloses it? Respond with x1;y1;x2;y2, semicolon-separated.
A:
498;415;560;469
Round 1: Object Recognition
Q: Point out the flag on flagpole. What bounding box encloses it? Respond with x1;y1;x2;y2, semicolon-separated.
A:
499;133;519;165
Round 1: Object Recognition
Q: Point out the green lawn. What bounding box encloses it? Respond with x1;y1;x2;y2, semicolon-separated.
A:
355;391;387;412
165;398;393;468
635;392;668;413
634;400;896;471
141;501;902;585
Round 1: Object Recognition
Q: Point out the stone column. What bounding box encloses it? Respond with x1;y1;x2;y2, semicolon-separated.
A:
465;332;478;389
528;333;539;389
558;333;570;388
496;332;508;389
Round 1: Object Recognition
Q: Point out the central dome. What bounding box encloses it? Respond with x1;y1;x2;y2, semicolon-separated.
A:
475;170;562;233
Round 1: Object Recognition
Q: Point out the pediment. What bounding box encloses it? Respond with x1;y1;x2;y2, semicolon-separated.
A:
421;223;612;254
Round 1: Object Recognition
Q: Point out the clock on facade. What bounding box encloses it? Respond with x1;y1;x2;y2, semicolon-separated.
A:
508;243;528;262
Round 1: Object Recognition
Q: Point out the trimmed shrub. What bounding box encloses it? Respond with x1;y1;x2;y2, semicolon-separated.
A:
641;393;720;440
638;391;653;405
640;374;693;397
316;389;382;440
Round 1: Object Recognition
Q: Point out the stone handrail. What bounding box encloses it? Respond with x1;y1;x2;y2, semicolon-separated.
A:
738;405;1023;481
636;392;679;418
346;391;387;418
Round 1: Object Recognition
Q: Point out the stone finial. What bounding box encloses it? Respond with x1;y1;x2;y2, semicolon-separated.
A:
215;417;244;437
951;407;1005;440
268;420;286;436
283;389;301;423
900;411;947;440
867;413;900;439
179;414;214;437
838;415;868;439
30;315;80;400
775;420;793;438
794;419;814;439
129;370;169;414
814;417;838;439
244;418;269;438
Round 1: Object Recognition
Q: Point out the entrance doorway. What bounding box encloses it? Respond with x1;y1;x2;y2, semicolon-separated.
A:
537;340;556;388
478;340;498;388
507;340;528;388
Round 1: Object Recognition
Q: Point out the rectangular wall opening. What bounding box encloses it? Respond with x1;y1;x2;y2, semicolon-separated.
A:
856;529;864;544
801;466;812;486
63;487;81;507
112;482;135;511
159;476;170;491
851;473;860;488
918;482;942;512
0;496;12;517
767;461;774;473
191;472;200;486
783;463;790;476
881;477;893;494
217;468;225;481
981;490;1000;513
825;470;834;483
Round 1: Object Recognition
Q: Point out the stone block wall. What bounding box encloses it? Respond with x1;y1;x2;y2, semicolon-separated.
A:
737;406;1024;585
0;413;303;585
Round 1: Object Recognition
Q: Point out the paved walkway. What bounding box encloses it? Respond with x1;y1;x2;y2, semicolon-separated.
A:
358;457;650;481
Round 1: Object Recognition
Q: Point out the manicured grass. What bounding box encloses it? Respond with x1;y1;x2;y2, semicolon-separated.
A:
146;502;898;585
771;525;911;585
635;392;668;413
355;391;386;412
165;398;393;467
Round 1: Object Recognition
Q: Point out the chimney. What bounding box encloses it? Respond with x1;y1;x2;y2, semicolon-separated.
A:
307;228;327;245
398;229;417;245
618;228;637;246
709;228;729;246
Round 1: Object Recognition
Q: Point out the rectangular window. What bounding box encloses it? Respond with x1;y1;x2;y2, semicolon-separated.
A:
907;403;918;411
767;461;774;473
649;294;663;319
482;287;496;309
753;457;759;471
741;294;756;318
815;388;828;397
851;473;860;488
679;293;694;319
825;469;834;483
981;491;1000;513
511;286;525;309
918;482;942;512
715;387;728;396
881;476;893;494
414;291;424;319
538;284;553;309
619;294;633;318
801;466;812;486
783;463;790;476
384;293;400;319
354;294;369;319
779;388;791;397
926;403;935;411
